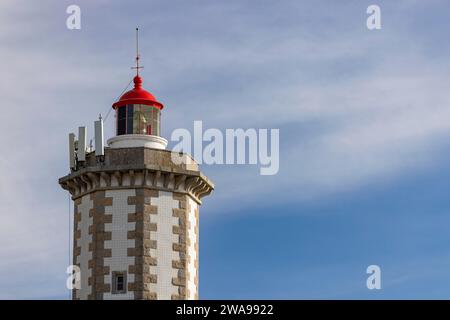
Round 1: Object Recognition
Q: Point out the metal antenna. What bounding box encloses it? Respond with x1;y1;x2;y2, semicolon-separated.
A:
131;27;144;76
104;28;142;122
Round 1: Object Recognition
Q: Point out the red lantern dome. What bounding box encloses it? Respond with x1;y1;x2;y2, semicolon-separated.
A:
112;75;163;109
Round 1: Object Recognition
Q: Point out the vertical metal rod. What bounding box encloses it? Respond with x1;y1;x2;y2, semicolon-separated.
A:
136;27;140;75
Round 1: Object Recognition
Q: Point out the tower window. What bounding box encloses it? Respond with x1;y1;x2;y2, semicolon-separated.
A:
117;106;127;135
126;105;134;134
112;271;127;294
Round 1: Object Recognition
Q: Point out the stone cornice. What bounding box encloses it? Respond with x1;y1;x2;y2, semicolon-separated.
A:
60;167;213;204
59;147;214;204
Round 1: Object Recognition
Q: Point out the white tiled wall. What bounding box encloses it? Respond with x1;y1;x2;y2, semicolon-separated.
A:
76;194;93;300
149;191;180;300
76;188;201;300
186;197;198;299
103;189;136;300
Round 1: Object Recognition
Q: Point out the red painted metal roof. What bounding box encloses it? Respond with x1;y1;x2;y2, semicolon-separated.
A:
112;75;164;109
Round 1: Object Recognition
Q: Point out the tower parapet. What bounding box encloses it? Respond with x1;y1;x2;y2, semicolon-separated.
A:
59;147;213;204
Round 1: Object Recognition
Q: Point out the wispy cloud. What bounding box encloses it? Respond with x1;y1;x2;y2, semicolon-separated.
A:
1;0;450;298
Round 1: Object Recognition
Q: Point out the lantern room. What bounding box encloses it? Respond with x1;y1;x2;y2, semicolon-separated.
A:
107;75;168;150
112;75;163;136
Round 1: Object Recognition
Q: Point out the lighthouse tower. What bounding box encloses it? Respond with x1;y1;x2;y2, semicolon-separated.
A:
59;32;214;300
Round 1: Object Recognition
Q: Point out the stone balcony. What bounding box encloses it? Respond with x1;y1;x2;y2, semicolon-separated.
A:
59;147;214;203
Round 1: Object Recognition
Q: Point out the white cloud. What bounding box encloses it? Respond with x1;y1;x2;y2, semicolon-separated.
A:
1;0;450;297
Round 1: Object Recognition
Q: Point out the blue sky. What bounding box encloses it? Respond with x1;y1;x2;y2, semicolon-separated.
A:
1;0;450;299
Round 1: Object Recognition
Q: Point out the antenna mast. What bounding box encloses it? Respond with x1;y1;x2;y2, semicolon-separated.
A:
132;27;143;76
